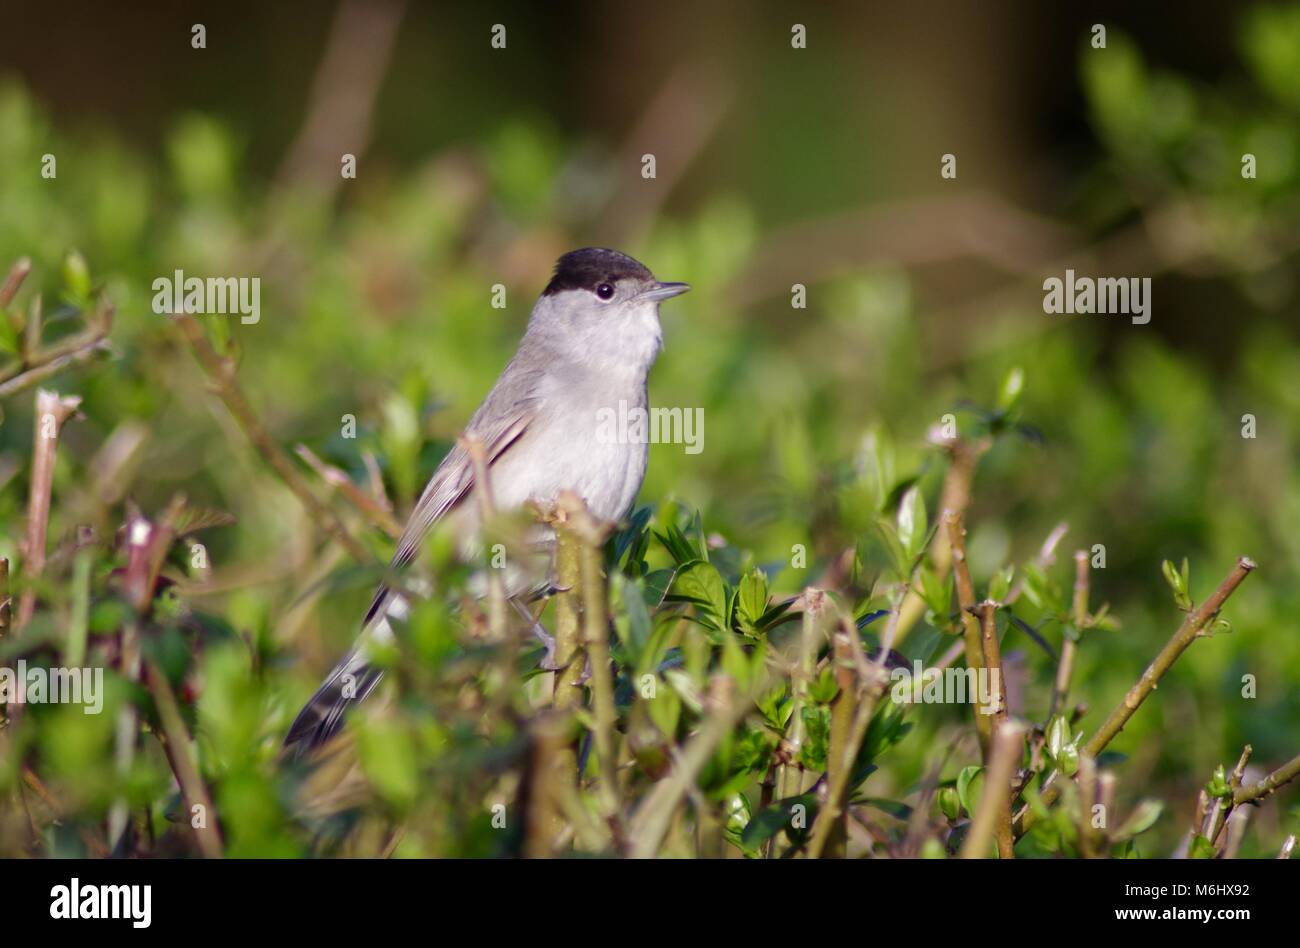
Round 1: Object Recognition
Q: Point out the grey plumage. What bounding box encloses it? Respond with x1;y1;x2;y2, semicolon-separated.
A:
284;249;688;754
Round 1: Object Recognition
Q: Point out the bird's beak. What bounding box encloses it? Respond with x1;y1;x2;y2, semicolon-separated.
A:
638;281;691;302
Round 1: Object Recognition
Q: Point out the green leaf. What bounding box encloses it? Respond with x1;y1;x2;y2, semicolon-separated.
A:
668;560;729;632
1112;800;1164;842
997;366;1025;412
647;679;681;737
1188;833;1216;859
956;765;983;818
860;797;912;820
613;506;653;567
855;426;896;514
988;564;1014;603
1206;764;1231;800
612;572;653;664
62;250;91;303
875;518;908;578
740;794;818;850
918;564;952;620
641;568;676;609
736;568;769;634
1162;558;1191;610
1020;562;1065;614
654;519;705;566
756;684;793;733
897;484;927;562
798;706;831;771
938;786;961;821
807;666;839;705
1045;715;1070;760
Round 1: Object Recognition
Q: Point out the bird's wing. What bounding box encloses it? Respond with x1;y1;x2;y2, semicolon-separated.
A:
362;356;543;623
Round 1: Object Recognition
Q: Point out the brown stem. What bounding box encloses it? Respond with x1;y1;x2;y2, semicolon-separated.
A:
960;720;1024;858
15;389;81;630
559;494;622;825
1233;752;1300;807
295;443;402;538
894;436;989;643
976;601;1013;857
1203;744;1252;846
1084;557;1255;759
977;600;1008;724
779;589;826;799
0;257;31;308
945;510;990;755
805;589;905;858
822;631;859;857
1077;753;1098;859
1048;550;1089;721
524;711;571;857
1016;557;1256;837
0;558;9;640
145;659;223;859
550;510;585;714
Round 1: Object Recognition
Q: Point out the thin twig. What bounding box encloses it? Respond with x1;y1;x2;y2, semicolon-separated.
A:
0;257;31;308
822;631;859;857
895;435;989;644
550;507;584;713
804;589;905;859
946;510;990;755
1233;752;1300;807
1203;744;1252;846
175;313;369;563
15;389;82;629
960;720;1024;858
559;493;622;827
1016;557;1257;837
1048;550;1089;721
779;588;825;799
295;443;402;538
976;601;1013;858
0;558;9;640
1084;557;1256;758
145;659;224;859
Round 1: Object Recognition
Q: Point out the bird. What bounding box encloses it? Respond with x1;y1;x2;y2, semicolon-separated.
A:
284;248;690;753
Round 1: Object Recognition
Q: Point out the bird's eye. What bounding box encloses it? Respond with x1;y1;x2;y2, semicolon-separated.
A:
595;283;615;301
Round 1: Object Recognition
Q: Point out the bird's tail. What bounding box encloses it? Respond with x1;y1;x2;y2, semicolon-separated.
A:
283;593;404;755
283;653;383;755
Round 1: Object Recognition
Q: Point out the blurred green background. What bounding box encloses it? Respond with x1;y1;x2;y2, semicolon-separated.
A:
0;0;1298;856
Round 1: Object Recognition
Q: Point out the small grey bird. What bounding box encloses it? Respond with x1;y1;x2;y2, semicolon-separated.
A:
285;248;689;753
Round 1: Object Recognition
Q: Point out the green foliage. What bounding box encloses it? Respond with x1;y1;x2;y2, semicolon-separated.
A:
3;5;1300;858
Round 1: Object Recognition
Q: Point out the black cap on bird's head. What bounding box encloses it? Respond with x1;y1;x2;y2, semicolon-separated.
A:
542;248;655;296
543;247;689;303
